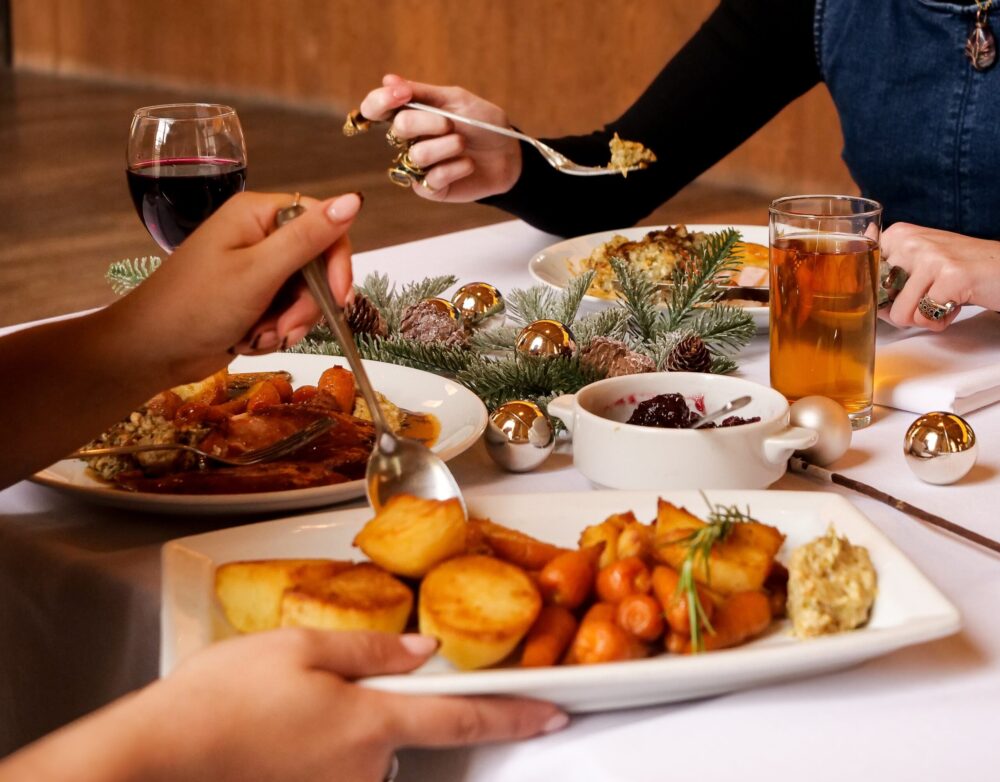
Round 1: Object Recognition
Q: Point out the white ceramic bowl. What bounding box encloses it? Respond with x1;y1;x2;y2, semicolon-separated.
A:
547;373;818;490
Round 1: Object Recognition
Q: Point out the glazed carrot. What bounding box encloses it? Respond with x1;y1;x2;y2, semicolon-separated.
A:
246;381;283;413
318;366;356;413
268;376;294;402
616;593;665;642
582;601;618;625
665;630;686;655
146;390;184;421
174;402;227;426
537;546;600;609
651;565;715;637
679;591;772;653
291;384;319;405
521;605;578;667
595;557;652;603
569;619;633;665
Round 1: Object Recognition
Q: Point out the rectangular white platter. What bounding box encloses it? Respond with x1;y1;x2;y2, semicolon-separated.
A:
161;490;960;713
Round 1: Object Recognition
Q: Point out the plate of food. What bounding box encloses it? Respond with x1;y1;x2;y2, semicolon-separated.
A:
161;490;959;711
528;224;770;330
32;354;488;515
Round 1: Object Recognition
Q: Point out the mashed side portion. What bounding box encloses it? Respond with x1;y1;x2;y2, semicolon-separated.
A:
787;526;877;638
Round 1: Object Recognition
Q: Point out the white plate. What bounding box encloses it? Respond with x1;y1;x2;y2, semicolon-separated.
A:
32;354;487;515
161;490;960;712
528;223;770;331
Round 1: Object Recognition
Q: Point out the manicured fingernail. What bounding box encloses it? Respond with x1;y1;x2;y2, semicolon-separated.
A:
285;325;310;346
542;712;570;734
399;634;439;656
326;193;362;222
392;86;409;99
279;336;288;351
355;191;365;207
252;330;279;351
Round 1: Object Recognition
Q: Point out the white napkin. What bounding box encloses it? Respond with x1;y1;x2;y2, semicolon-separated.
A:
874;310;1000;414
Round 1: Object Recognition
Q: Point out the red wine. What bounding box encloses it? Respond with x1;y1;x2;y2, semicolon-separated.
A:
127;158;246;251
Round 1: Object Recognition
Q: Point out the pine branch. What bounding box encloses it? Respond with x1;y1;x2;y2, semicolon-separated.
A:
609;256;660;341
105;256;162;295
663;228;742;331
710;355;738;375
506;285;558;326
639;330;685;370
683;304;755;356
558;269;595;325
456;355;599;411
396;275;459;311
356;272;393;313
573;309;631;345
470;325;520;352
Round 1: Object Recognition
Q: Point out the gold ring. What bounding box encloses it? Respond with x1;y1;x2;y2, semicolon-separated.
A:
917;296;959;321
342;109;371;137
386;127;408;149
419;176;437;192
387;164;415;188
398;150;426;177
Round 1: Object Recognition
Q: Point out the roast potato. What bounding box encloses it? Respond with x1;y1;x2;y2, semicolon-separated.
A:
215;559;351;633
354;495;466;578
653;500;784;594
280;563;413;634
419;555;541;670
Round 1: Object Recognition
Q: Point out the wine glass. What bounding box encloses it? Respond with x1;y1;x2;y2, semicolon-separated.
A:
126;103;247;252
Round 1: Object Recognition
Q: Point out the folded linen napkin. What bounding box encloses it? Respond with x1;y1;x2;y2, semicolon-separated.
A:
874;310;1000;414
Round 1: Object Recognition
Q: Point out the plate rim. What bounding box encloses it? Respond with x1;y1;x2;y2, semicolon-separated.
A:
527;222;770;314
32;354;488;514
161;489;962;707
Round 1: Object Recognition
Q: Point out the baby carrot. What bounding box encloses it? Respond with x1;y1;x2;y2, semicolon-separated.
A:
521;605;578;667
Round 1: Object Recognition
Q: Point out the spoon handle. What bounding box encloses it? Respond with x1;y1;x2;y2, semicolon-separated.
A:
275;204;394;439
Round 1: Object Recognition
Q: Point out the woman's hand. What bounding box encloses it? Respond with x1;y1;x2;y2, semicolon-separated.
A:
106;191;362;384
360;74;522;201
881;223;1000;331
3;630;567;782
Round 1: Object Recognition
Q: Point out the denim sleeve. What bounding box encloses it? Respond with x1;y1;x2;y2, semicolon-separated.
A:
482;0;821;237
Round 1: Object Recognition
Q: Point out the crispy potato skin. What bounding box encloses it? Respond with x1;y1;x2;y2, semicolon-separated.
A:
280;563;413;634
354;495;467;578
653;500;784;594
215;559;352;633
419;555;541;670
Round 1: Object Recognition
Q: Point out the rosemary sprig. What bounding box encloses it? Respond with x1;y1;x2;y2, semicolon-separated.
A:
674;494;753;652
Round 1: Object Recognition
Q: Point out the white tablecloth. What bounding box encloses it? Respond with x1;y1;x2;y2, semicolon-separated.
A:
1;220;998;778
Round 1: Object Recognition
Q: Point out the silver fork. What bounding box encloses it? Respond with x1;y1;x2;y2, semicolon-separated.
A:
404;102;647;177
70;417;335;467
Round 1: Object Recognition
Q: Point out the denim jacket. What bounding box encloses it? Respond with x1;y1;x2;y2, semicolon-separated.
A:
817;0;1000;238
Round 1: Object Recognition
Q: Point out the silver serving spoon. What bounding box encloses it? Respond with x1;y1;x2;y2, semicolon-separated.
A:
689;395;753;429
275;202;466;515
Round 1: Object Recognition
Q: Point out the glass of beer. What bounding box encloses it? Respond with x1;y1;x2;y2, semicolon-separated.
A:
769;195;882;429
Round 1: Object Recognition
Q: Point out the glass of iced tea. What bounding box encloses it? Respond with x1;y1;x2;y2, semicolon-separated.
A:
769;195;882;429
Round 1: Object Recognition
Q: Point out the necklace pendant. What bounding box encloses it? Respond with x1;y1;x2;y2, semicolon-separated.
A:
966;13;997;71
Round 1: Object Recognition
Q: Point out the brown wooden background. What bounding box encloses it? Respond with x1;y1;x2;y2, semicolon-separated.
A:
10;0;856;196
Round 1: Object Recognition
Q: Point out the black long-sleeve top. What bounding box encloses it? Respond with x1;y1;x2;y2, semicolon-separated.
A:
484;0;819;236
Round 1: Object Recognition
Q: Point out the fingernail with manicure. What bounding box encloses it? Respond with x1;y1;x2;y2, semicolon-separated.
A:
251;330;279;351
543;712;570;734
399;634;439;656
327;192;363;222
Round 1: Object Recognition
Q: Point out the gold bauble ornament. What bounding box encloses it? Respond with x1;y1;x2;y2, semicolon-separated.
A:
788;396;853;466
514;319;577;358
422;297;463;322
484;400;555;472
451;282;505;328
904;412;978;485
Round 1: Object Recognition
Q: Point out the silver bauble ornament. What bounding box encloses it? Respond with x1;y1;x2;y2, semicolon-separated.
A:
451;282;505;328
904;412;978;485
422;297;463;322
514;319;577;358
484;400;555;472
788;396;853;466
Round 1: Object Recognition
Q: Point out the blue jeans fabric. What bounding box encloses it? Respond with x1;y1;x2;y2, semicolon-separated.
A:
817;0;1000;238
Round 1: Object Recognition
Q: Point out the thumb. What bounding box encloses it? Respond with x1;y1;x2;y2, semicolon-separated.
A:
254;192;363;280
298;630;439;679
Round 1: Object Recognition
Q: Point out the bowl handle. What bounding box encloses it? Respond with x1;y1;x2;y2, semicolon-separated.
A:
763;426;819;464
546;394;577;433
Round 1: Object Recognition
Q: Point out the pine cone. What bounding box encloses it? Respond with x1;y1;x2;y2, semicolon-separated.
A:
346;293;388;338
666;334;712;373
399;300;469;348
579;336;655;378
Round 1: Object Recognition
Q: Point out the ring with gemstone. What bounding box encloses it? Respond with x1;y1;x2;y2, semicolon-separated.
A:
342;109;371;137
917;295;958;321
386;127;408;149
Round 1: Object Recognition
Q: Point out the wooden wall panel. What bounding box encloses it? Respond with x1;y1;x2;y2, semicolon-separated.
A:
11;0;856;195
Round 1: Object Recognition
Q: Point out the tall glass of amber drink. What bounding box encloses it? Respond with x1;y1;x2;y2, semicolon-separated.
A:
769;195;882;429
